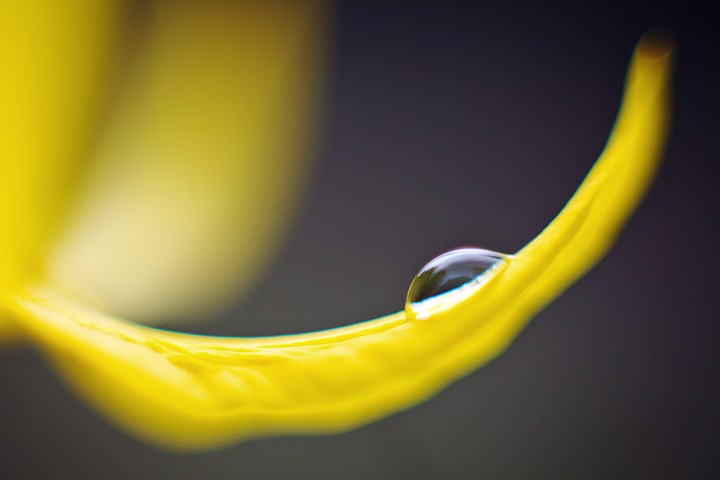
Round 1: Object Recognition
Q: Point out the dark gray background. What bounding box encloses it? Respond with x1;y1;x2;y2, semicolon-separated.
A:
2;1;718;478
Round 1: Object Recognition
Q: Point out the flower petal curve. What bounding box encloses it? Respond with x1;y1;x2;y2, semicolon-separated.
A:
2;35;672;450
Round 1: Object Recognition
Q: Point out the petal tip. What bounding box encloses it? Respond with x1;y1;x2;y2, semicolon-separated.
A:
637;28;675;60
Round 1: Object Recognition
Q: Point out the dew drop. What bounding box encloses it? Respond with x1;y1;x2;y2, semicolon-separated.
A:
405;247;510;320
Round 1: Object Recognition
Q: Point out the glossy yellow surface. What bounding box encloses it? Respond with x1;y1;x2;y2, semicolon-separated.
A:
0;2;672;451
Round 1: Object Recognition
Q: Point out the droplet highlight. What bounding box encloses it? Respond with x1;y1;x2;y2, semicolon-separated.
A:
405;247;510;320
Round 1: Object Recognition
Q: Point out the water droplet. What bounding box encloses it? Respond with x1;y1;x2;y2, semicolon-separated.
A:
405;247;510;320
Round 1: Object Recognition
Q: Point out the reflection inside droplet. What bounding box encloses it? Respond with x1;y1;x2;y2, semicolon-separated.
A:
405;247;510;320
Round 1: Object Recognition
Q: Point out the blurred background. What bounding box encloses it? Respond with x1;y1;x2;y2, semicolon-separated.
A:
1;0;718;478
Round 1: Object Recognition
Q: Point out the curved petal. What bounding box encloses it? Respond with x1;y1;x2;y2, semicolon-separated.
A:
3;35;672;450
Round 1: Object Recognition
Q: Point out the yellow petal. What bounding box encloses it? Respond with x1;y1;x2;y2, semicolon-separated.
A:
2;35;672;450
43;0;328;324
0;0;124;342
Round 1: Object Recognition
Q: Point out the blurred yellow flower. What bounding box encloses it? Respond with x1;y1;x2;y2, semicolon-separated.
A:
0;1;672;451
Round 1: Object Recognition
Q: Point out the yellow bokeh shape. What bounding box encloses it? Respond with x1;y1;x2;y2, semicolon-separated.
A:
1;0;327;335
